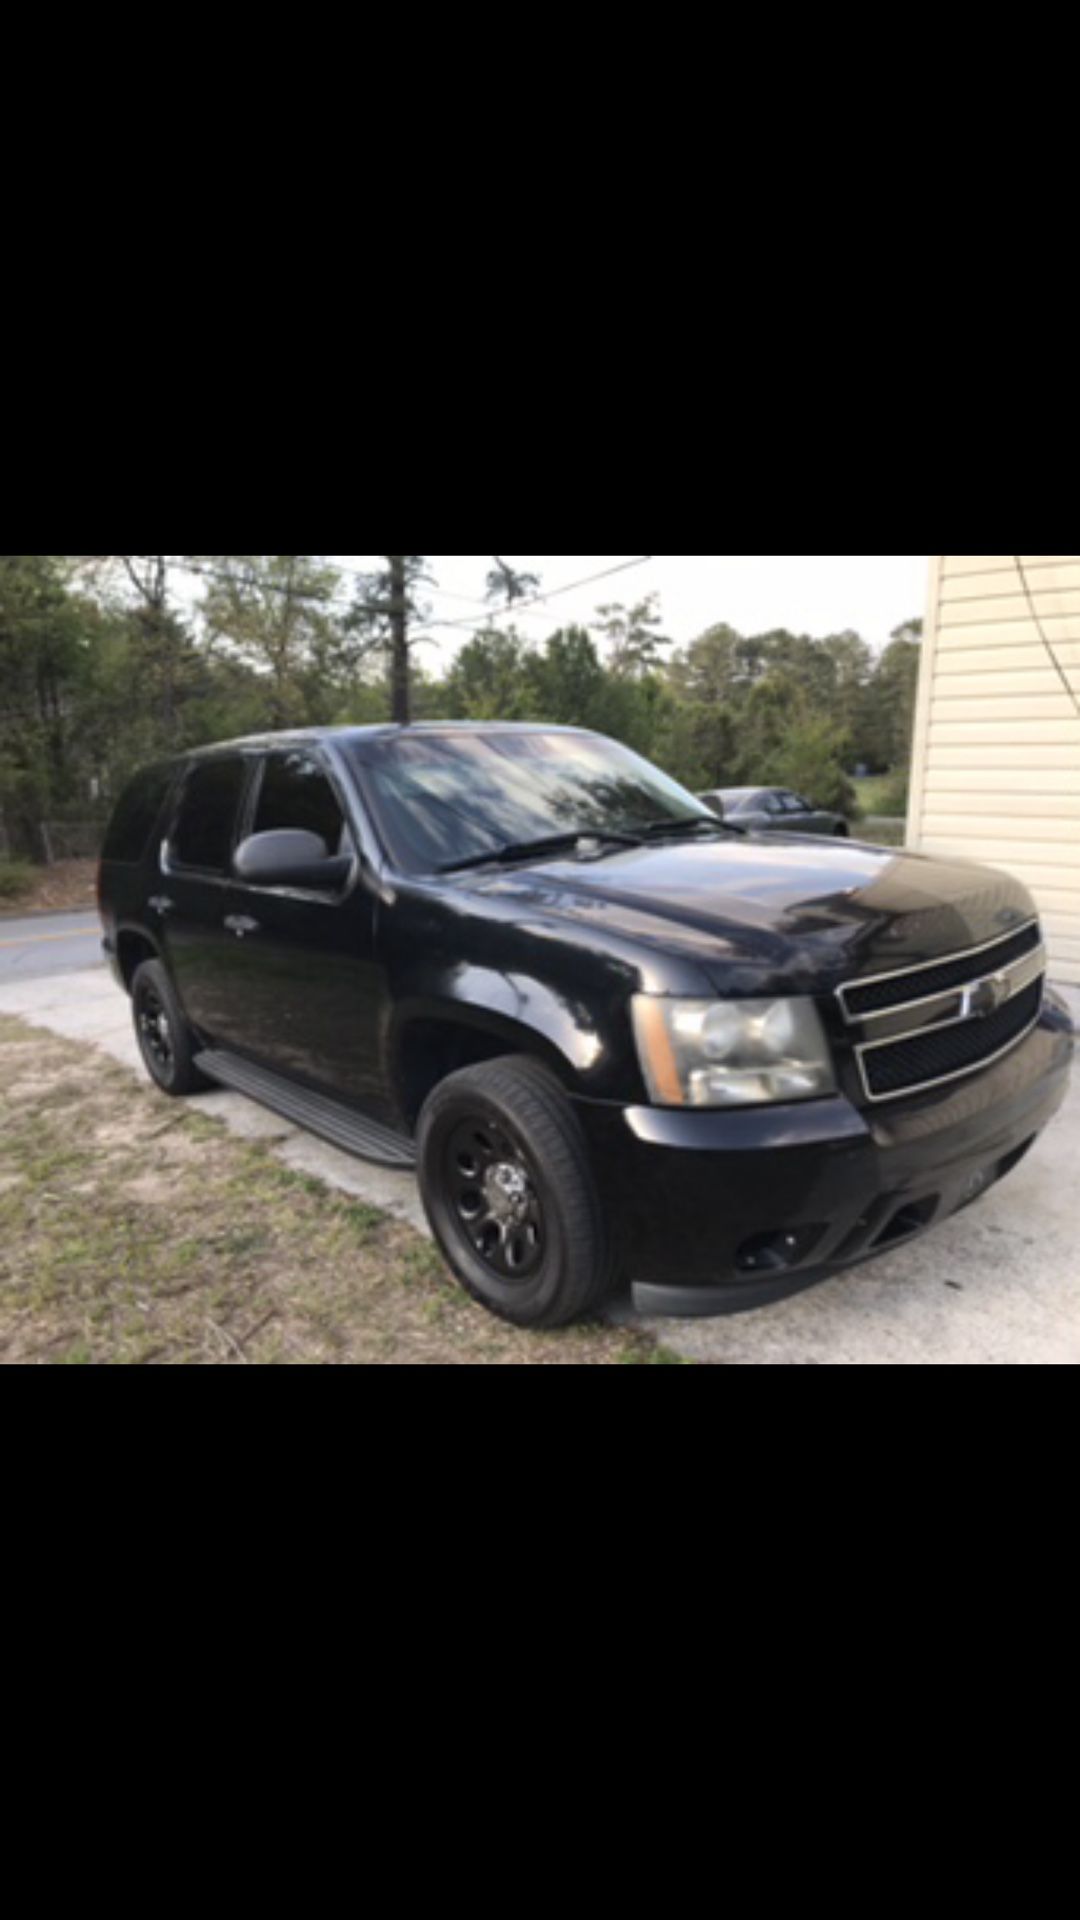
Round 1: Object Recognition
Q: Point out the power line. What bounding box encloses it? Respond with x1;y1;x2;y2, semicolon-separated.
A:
330;555;657;629
410;556;654;637
158;554;655;637
1014;556;1080;720
110;555;655;650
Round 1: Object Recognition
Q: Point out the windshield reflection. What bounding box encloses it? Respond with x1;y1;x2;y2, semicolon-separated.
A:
351;731;716;874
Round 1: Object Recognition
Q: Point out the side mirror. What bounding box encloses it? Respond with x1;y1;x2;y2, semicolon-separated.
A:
699;793;725;821
233;829;354;891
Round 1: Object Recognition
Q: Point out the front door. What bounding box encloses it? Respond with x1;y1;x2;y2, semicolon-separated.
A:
219;748;387;1113
780;793;824;834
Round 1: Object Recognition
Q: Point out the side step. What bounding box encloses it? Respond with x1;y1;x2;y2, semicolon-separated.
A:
194;1050;417;1170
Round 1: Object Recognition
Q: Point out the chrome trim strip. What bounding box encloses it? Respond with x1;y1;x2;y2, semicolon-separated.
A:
857;944;1047;1038
856;982;1046;1105
837;917;1041;1025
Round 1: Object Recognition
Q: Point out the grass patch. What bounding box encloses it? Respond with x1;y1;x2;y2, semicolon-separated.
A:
853;818;907;849
0;1015;670;1367
853;771;909;820
0;860;35;902
0;858;98;915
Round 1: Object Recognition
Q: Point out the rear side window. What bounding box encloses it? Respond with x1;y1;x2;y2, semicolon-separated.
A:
171;757;249;874
102;763;178;864
252;752;349;853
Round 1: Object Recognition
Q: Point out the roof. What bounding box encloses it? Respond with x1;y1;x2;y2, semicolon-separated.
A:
187;722;595;757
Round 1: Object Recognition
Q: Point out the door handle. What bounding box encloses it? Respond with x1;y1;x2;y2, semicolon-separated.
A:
149;895;175;918
225;915;261;940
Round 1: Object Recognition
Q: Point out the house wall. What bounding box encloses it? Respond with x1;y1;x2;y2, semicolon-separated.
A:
908;556;1080;986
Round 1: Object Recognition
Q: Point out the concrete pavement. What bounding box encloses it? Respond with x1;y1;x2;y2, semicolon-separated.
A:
1;963;1076;1363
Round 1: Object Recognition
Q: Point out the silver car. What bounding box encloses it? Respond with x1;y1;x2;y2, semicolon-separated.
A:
699;787;850;838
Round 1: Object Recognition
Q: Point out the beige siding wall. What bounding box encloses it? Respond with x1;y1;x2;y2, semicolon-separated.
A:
908;556;1080;985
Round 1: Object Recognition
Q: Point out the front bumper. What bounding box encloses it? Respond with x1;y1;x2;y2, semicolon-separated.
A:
576;992;1074;1318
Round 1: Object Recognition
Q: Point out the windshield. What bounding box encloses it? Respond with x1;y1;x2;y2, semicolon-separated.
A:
349;730;717;875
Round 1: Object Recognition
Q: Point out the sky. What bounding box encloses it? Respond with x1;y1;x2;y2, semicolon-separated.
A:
331;555;930;664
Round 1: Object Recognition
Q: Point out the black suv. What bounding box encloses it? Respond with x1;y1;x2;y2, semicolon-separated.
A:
98;725;1074;1327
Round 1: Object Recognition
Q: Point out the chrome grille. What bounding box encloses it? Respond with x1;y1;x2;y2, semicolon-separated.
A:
837;920;1047;1104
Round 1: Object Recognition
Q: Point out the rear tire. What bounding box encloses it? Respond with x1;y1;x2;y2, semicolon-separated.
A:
131;959;210;1096
417;1056;614;1328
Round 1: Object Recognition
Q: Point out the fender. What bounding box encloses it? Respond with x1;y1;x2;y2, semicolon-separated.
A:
111;919;167;993
387;964;630;1102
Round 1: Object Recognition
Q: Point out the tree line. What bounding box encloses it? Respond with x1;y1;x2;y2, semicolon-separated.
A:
0;555;921;860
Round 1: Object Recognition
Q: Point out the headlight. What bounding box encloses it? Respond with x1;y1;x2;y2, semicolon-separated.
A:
632;995;836;1108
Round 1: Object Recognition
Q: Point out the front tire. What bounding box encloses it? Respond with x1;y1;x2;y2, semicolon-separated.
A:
417;1057;614;1328
131;959;210;1096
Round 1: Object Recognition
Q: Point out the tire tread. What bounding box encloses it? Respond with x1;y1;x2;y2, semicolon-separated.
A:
418;1055;613;1328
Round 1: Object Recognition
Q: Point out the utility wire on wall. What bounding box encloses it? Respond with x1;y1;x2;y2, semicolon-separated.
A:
1014;556;1080;721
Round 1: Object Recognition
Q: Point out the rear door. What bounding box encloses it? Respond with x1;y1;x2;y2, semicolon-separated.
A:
158;754;253;1038
219;747;387;1110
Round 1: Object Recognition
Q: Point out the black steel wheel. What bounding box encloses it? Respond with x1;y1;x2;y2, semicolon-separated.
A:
131;959;210;1097
444;1113;546;1282
137;978;174;1078
417;1057;614;1328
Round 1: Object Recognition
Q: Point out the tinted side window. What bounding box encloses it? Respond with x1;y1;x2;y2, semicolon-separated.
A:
172;758;249;873
103;763;178;864
253;752;348;853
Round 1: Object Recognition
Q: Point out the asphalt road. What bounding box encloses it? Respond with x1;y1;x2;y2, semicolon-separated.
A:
0;912;103;980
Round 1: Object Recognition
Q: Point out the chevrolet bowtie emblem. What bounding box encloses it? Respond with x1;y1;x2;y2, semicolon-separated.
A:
965;971;1012;1019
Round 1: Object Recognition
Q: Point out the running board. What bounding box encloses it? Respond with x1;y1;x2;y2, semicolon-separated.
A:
194;1050;417;1170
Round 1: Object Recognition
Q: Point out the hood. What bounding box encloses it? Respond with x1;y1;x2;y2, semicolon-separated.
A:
452;835;1037;996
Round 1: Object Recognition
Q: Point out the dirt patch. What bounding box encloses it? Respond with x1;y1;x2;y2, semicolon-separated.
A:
0;860;98;917
0;1015;677;1367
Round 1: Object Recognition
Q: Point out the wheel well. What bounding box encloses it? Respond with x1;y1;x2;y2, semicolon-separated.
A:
116;930;159;992
397;1019;563;1127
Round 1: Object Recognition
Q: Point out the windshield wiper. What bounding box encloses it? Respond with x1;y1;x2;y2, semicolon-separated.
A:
439;830;643;875
637;817;744;841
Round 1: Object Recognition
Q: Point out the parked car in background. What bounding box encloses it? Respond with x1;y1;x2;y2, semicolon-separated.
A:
700;788;850;837
98;725;1072;1328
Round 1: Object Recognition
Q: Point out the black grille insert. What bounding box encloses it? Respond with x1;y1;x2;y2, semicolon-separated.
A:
862;979;1044;1099
844;923;1041;1019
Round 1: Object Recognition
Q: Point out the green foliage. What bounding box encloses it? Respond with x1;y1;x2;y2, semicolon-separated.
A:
486;558;541;609
197;556;341;730
762;710;856;816
858;635;921;772
0;556;924;859
860;767;910;818
593;595;671;679
0;859;35;900
0;555;89;858
444;629;533;720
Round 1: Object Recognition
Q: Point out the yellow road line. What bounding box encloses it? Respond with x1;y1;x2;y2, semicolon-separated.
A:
0;926;99;950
